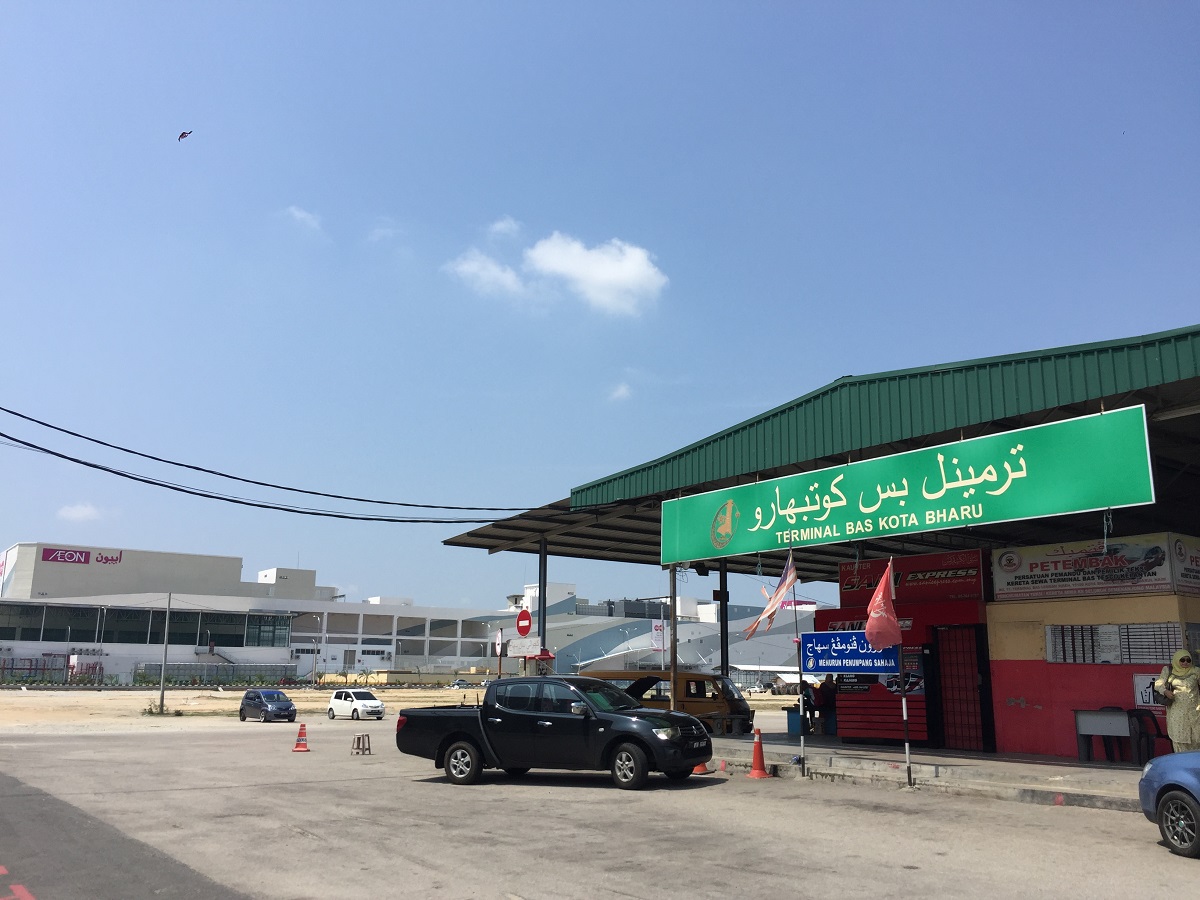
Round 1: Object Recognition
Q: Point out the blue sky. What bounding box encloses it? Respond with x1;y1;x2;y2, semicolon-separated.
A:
2;4;1197;610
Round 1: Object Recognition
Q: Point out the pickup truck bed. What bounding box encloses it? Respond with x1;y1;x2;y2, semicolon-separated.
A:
395;675;712;789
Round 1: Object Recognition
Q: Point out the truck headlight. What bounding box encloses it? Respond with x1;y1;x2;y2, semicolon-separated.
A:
652;726;680;741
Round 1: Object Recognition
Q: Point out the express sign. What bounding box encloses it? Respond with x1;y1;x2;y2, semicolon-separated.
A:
839;550;984;608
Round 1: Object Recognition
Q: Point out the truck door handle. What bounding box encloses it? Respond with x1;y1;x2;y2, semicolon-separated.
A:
487;717;502;724
537;720;552;727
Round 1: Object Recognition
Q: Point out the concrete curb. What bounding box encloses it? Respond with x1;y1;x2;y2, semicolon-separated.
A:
709;750;1142;813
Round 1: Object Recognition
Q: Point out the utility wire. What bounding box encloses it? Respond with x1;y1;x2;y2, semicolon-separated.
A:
0;429;502;523
0;404;528;511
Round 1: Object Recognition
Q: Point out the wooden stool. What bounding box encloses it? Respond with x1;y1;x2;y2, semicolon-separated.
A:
352;733;372;755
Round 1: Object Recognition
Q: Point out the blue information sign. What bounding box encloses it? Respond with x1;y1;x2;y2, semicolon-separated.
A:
799;631;900;674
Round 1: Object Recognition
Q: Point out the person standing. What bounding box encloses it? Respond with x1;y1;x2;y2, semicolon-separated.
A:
1155;650;1200;752
818;674;838;736
802;680;819;733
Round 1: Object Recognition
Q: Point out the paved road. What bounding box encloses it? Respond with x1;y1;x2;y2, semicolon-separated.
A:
0;717;1191;899
0;770;246;900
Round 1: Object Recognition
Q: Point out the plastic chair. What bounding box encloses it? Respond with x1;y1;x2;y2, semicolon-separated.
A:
1127;709;1170;766
1099;706;1127;762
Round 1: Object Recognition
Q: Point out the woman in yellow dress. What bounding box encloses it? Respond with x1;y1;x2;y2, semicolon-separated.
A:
1156;650;1200;752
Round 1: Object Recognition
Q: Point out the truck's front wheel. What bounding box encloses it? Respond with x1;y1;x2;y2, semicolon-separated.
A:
611;743;648;790
444;741;483;785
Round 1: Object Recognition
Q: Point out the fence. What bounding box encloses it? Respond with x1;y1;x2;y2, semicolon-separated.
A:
134;662;298;686
0;656;109;684
1;656;68;684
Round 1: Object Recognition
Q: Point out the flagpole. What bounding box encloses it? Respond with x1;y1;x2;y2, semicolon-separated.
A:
890;557;912;788
900;649;912;787
791;573;806;777
867;557;911;787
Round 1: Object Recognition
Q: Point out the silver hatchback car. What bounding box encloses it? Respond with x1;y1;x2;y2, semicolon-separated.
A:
239;689;297;723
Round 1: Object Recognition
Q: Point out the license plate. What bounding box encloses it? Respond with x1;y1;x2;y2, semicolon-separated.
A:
691;740;706;749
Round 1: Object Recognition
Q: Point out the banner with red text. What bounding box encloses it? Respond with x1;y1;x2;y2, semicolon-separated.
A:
993;533;1177;600
838;550;984;609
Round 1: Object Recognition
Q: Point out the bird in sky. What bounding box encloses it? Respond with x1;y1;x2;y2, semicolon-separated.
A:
177;131;192;141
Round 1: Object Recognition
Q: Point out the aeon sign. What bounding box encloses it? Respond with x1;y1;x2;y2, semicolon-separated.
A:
41;547;91;564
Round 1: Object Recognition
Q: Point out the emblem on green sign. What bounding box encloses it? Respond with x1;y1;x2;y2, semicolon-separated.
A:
710;499;739;549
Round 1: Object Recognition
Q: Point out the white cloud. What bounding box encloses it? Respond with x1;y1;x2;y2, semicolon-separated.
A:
364;217;403;243
523;232;667;316
58;502;100;522
608;382;632;401
367;224;400;241
488;215;521;239
443;249;525;296
285;205;321;230
445;226;667;316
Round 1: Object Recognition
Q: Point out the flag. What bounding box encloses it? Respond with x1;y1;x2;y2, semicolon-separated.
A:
743;551;797;639
864;558;902;650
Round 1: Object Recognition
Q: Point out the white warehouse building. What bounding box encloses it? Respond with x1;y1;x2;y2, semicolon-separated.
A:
0;541;813;686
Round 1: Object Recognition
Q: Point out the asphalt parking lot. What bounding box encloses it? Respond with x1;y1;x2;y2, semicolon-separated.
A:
2;711;1195;900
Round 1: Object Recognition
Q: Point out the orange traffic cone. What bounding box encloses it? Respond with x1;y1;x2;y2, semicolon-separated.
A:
292;723;310;752
693;761;712;775
746;728;772;778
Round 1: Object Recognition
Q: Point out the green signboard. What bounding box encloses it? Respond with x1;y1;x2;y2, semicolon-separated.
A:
661;405;1155;566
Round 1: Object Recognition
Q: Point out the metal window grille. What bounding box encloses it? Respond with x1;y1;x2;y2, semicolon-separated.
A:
1046;622;1181;664
1121;623;1184;664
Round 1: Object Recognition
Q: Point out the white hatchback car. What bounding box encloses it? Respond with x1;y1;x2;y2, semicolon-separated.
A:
327;689;386;720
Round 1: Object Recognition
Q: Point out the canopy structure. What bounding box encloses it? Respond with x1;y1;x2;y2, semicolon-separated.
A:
447;326;1200;583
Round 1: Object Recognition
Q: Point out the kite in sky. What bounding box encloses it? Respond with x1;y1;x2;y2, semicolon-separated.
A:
177;131;192;141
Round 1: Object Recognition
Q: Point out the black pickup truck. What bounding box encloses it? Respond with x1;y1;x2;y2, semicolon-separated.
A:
394;675;712;789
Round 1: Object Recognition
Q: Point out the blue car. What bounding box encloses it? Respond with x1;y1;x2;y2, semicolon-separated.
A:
1139;751;1200;856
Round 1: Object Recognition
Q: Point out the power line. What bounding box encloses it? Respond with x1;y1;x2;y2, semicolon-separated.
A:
0;404;528;511
0;429;502;524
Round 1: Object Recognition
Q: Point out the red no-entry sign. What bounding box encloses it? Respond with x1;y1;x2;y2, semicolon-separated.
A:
516;609;532;637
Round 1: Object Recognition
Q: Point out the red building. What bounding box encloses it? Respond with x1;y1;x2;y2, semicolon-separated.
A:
815;550;994;751
984;532;1193;759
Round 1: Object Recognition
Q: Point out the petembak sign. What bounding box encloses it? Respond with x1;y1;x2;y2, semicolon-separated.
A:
660;406;1154;564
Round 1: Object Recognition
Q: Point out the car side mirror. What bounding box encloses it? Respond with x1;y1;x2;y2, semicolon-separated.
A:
570;701;588;717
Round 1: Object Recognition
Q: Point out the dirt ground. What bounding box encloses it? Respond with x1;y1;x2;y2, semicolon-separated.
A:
0;686;798;729
0;686;478;727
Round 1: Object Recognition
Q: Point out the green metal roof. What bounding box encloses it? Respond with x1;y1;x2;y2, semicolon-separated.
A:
449;325;1200;582
571;325;1200;509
